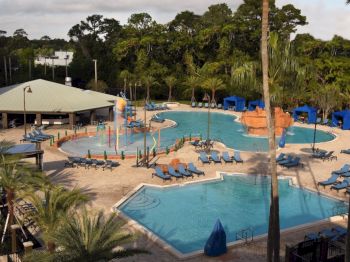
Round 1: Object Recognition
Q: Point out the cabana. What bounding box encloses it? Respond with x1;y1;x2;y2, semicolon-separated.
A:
293;105;317;124
223;96;246;111
248;100;265;111
332;110;350;130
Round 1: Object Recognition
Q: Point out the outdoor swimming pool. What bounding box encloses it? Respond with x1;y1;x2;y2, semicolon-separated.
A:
60;111;335;155
118;174;346;255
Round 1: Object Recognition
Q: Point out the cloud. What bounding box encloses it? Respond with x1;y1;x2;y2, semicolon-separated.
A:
0;0;349;40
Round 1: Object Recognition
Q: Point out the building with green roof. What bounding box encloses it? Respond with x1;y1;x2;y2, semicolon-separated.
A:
0;79;119;129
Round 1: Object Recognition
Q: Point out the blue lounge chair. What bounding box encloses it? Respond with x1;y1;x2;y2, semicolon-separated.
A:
233;151;243;163
191;102;196;108
321;151;336;161
152;167;171;181
318;174;339;187
277;155;293;165
187;163;205;176
304;232;319;241
178;164;193;178
321;118;329;125
29;133;45;141
22;134;39;143
151;114;165;123
167;166;182;180
341;172;350;177
332;164;350;175
198;152;210;164
198;102;203;108
103;160;119;171
221;152;233;163
276;153;285;162
32;130;49;140
64;157;82;167
282;157;302;168
37;129;54;138
210;152;221;164
312;151;326;159
341;149;350;154
331;178;350;191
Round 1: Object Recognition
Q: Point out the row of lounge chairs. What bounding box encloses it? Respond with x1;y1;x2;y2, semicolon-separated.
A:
145;102;169;111
341;149;350;154
21;129;53;143
198;151;243;164
305;226;347;242
190;139;214;149
276;153;303;168
311;150;337;161
191;102;223;109
318;164;350;192
152;163;205;181
64;157;119;171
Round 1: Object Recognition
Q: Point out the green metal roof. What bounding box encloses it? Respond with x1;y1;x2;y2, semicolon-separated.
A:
0;79;119;113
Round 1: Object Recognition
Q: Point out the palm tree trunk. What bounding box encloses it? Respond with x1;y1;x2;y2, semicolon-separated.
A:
168;86;172;101
146;86;150;103
6;189;14;230
261;0;280;261
211;89;216;104
191;87;195;102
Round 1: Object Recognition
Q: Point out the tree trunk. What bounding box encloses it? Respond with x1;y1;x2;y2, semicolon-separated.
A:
211;89;216;105
168;86;172;101
6;189;14;231
146;86;150;103
47;241;56;253
261;0;280;261
191;87;195;102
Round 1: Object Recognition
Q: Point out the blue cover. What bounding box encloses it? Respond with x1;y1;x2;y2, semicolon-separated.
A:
332;109;350;130
248;100;265;111
278;129;286;148
204;219;227;257
292;105;317;124
223;96;246;111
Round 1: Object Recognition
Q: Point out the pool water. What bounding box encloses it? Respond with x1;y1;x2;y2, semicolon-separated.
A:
60;111;334;155
118;175;346;254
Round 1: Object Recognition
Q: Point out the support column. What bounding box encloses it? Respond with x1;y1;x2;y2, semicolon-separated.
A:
108;107;113;121
11;224;20;253
69;113;76;130
2;112;8;129
35;113;42;126
90;110;96;125
23;241;34;255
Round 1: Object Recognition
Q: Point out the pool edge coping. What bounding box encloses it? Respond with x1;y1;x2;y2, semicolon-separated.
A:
112;171;348;259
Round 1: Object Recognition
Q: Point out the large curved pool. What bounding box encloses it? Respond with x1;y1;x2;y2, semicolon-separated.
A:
60;111;335;155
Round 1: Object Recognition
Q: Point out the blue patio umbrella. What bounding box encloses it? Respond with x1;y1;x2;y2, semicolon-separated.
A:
204;219;227;256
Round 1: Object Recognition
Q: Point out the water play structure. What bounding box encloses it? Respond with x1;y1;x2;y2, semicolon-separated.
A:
240;107;294;136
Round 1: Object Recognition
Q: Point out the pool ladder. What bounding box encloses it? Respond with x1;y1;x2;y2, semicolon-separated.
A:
236;227;254;244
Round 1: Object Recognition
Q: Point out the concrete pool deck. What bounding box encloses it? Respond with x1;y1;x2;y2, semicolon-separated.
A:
1;103;349;261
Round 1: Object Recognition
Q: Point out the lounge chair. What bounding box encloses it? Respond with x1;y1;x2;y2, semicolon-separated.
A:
187;163;204;176
198;152;210;164
332;164;350;175
103;160;119;171
64;157;81;168
151;114;165;123
92;159;105;169
221;152;233;163
28;133;45;141
331;178;350;191
341;149;350;154
32;130;49;140
318;174;339;188
233;151;243;163
152;167;171;181
276;153;285;162
210;152;221;164
178;164;193;178
282;157;302;168
37;129;54;139
22;134;39;143
210;103;216;108
217;103;222;109
311;150;326;159
277;155;293;165
204;103;209;108
321;151;336;161
321;118;329;125
81;158;93;169
190;139;201;147
167;166;182;180
191;102;196;108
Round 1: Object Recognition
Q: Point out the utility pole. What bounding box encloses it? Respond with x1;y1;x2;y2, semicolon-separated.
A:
8;57;12;83
3;56;7;85
93;59;97;89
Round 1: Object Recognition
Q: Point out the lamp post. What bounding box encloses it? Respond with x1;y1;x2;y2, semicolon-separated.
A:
23;86;32;136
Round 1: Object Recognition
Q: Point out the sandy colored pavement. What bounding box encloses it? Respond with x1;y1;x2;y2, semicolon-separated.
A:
1;104;349;261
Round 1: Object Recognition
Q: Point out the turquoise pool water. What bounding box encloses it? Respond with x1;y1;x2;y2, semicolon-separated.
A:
60;111;334;155
118;175;346;254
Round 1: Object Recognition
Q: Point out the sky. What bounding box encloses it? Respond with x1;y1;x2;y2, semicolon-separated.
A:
0;0;349;40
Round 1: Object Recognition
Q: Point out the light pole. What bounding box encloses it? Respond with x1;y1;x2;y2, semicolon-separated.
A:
23;86;32;136
93;59;98;89
64;55;68;78
203;93;211;141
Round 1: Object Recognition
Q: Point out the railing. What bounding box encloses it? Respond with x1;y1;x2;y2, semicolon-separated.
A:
236;227;254;244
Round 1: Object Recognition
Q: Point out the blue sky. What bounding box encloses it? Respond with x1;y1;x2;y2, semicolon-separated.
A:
0;0;349;40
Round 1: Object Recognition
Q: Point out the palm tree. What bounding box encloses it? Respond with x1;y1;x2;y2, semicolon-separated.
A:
25;185;88;252
119;70;131;98
164;76;177;101
0;155;46;252
24;209;145;262
261;1;280;261
184;75;201;103
141;75;158;103
201;77;225;105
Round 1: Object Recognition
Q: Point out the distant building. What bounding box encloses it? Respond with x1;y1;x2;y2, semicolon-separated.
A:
35;51;74;67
